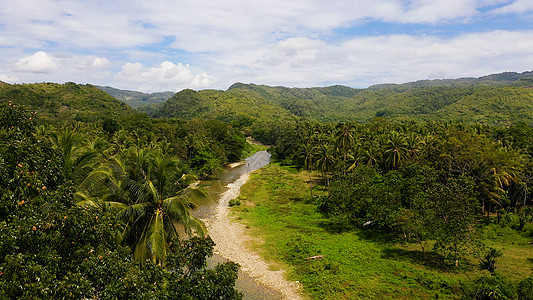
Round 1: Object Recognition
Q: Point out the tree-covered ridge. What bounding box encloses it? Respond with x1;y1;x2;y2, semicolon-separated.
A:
151;88;297;125
368;70;533;90
96;85;175;108
226;83;533;124
0;82;135;123
137;71;533;125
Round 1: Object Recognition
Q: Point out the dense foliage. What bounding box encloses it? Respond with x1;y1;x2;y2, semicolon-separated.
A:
0;82;135;124
231;116;533;299
0;101;244;298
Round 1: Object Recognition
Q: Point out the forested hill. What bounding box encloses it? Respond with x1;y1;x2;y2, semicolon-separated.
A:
369;71;533;90
96;85;174;108
146;71;533;125
150;88;298;126
0;82;134;123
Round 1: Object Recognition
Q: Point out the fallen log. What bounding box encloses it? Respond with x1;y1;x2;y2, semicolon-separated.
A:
304;255;325;260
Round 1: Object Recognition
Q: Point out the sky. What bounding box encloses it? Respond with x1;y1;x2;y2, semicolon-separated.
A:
1;0;533;93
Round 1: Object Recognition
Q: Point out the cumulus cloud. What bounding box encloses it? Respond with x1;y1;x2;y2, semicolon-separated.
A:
115;61;214;92
13;51;109;73
14;51;60;73
224;29;533;88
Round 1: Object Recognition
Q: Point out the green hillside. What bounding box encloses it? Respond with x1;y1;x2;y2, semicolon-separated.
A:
369;71;533;90
96;85;174;108
0;82;134;123
147;71;533;125
152;88;297;125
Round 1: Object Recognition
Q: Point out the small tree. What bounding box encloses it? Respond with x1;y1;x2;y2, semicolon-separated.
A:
479;247;503;274
429;176;480;267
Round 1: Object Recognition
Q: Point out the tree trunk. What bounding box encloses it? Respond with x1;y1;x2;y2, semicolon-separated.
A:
308;170;314;200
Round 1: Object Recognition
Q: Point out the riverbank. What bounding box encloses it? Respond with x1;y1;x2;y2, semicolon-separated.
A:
204;156;303;300
226;163;533;299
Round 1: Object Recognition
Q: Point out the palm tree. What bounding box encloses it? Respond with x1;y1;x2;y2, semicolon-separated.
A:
315;143;335;188
78;148;205;265
299;143;315;199
334;123;356;162
382;131;408;170
51;128;98;183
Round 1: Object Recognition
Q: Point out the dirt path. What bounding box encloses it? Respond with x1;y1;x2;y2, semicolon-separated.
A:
204;171;303;300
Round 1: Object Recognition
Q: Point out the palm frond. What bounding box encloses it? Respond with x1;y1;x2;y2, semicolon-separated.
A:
144;210;167;264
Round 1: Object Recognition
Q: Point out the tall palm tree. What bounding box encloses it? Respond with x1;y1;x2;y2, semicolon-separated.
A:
315;143;335;188
405;133;423;160
383;131;408;170
51;128;98;183
299;143;315;199
78;148;205;265
334;123;356;162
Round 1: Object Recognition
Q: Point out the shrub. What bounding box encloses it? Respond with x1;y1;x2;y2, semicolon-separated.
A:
465;274;517;300
228;199;241;206
518;276;533;300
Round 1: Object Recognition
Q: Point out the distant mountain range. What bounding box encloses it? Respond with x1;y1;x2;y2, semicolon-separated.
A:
141;71;533;125
368;71;533;90
95;86;175;108
1;71;533;126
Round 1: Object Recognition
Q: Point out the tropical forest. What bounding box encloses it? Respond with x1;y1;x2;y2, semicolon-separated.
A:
1;71;533;299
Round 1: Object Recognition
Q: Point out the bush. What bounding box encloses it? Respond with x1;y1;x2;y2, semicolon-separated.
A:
228;199;241;206
479;248;503;274
518;276;533;300
465;274;517;300
284;237;320;263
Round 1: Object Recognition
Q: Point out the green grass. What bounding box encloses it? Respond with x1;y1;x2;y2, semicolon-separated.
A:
231;164;533;299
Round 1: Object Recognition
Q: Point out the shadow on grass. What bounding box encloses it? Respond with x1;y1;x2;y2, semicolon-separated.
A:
381;248;472;272
527;257;533;268
316;219;402;245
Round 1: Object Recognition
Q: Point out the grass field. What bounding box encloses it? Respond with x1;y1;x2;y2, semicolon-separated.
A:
230;164;533;299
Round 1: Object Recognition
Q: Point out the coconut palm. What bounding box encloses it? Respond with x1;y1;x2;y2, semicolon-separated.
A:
382;131;408;170
405;133;424;160
315;143;336;188
51;128;98;183
334;123;356;162
77;148;205;265
299;142;316;199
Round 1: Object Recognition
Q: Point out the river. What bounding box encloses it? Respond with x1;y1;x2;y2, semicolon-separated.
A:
193;151;284;300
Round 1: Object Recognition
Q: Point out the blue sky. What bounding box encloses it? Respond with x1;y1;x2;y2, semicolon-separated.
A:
1;0;533;92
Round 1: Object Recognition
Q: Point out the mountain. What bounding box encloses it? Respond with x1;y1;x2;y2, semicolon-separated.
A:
148;71;533;125
152;88;296;126
96;86;174;108
369;71;533;90
3;70;532;126
0;82;135;123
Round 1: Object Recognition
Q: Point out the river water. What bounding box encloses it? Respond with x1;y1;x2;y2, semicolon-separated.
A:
193;151;283;300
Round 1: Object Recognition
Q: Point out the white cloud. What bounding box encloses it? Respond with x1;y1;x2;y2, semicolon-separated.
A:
14;51;60;73
214;29;533;88
491;0;533;14
0;74;19;83
0;0;502;55
115;61;214;92
13;51;109;73
394;0;480;23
